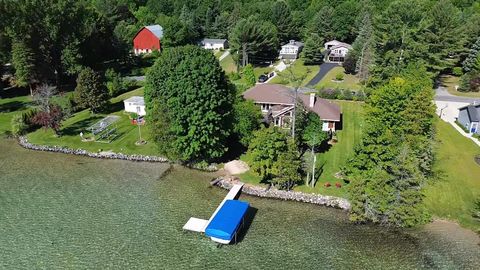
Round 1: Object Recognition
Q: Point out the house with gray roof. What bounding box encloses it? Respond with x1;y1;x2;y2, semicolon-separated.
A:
243;84;341;131
200;38;228;50
324;40;352;63
280;40;304;59
458;103;480;134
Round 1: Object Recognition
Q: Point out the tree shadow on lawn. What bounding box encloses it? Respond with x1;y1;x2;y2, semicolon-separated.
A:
0;101;29;113
0;86;29;98
102;100;124;114
60;115;104;136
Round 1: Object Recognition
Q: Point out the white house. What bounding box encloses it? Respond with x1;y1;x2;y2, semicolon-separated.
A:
123;96;146;116
279;40;304;59
200;38;228;50
324;40;352;63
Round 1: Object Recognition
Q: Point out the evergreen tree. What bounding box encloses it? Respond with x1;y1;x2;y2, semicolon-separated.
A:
74;67;109;113
352;12;374;81
145;45;235;162
230;15;279;66
463;37;480;72
308;6;336;43
270;1;295;43
243;64;256;87
271;140;302;190
302;33;323;65
11;40;35;95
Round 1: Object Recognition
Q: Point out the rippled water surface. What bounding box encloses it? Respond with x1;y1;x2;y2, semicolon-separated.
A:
0;140;479;269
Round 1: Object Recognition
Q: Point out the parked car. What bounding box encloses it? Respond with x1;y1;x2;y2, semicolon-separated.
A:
258;74;268;83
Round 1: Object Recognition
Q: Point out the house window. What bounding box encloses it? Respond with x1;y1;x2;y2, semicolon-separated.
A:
261;104;271;111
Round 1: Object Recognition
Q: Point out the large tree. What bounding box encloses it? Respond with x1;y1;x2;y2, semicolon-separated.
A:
145;45;235;162
463;37;480;72
232;98;262;147
302;33;324;65
308;6;336;43
229;15;279;66
74;67;109;113
352;12;374;81
11;40;36;95
269;1;296;43
303;112;328;187
345;64;435;227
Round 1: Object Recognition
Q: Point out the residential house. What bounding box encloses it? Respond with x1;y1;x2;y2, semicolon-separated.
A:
458;103;480;134
133;25;163;55
123;96;146;116
243;84;341;131
279;40;304;59
200;38;228;50
324;40;352;63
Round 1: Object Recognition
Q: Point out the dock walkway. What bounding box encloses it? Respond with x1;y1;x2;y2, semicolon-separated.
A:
183;183;244;233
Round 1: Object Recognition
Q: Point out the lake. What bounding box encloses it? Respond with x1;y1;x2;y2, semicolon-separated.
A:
0;140;478;269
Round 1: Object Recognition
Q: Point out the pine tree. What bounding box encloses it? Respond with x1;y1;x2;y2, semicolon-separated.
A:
74;67;109;113
463;37;480;72
11;40;36;95
270;0;295;43
308;6;336;43
352;13;374;81
302;33;323;65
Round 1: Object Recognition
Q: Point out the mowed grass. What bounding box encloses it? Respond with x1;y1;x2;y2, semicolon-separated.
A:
238;101;364;198
269;59;320;86
315;66;361;90
27;87;162;156
424;120;480;231
219;53;237;74
438;75;480;98
295;101;365;197
0;92;32;134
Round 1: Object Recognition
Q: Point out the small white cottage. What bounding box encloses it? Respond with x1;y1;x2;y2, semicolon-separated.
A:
279;40;304;59
123;96;146;116
200;38;228;50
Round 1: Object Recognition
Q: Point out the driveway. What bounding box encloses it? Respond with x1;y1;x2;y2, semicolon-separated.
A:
434;86;480;103
305;62;340;87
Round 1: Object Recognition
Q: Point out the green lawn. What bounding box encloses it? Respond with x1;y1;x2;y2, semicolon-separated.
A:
268;59;320;86
0;93;32;134
26;87;162;156
438;75;480;98
315;66;361;90
424;120;480;232
219;53;237;74
237;101;365;198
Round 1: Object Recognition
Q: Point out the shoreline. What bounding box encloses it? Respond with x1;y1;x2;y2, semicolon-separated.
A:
16;136;218;171
213;175;351;210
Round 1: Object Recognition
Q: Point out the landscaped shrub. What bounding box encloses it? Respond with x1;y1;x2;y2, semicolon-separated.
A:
335;73;345;81
455;120;470;133
341;89;353;100
11;114;28;136
354;90;366;101
452;67;463;76
228;72;241;81
318;88;341;99
459;71;480;92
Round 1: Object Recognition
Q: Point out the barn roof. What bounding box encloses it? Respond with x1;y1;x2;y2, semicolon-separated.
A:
145;25;163;39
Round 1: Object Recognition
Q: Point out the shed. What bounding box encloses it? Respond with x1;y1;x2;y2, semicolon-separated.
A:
123;96;146;116
200;38;228;50
133;25;163;55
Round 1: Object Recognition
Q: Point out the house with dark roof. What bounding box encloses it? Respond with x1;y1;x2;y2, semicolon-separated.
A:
200;38;228;50
133;25;163;55
458;103;480;134
243;84;341;131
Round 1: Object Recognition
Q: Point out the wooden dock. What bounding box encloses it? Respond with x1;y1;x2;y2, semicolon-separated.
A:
183;183;244;233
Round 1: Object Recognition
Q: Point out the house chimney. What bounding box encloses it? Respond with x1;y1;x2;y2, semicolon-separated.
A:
309;93;315;108
289;40;295;45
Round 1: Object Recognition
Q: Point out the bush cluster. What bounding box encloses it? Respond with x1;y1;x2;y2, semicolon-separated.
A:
318;88;366;101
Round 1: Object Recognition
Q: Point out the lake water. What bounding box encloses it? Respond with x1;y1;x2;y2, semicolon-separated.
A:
0;140;479;269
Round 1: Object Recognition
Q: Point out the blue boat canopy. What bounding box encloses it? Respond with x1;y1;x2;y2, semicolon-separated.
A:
205;200;249;241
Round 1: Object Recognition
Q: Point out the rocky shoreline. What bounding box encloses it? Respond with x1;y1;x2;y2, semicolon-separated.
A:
16;136;217;171
214;176;351;210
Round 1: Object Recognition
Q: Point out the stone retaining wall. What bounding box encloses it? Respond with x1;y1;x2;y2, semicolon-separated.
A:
215;176;351;210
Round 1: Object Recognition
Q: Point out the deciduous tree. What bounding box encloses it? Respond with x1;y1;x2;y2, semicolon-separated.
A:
145;45;235;162
303;112;328;187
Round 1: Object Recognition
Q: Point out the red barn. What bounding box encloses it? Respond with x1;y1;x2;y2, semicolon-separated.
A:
133;25;163;55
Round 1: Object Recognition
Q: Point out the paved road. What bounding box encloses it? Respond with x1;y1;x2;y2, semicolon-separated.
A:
434;86;480;103
126;75;146;82
305;62;340;87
